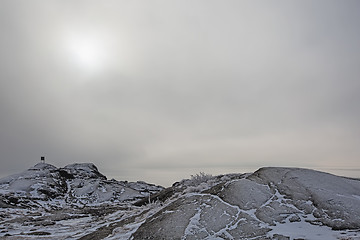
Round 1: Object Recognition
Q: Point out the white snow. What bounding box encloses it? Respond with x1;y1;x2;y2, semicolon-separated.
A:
268;215;359;240
183;207;203;237
105;220;145;240
352;195;360;200
1;166;360;239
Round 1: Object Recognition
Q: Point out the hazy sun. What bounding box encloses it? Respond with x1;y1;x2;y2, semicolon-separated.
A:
61;29;112;76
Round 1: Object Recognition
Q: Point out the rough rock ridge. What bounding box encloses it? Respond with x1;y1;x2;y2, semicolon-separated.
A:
1;166;360;239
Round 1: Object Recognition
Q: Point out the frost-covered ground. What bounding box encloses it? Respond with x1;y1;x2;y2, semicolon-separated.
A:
1;165;360;239
0;163;163;239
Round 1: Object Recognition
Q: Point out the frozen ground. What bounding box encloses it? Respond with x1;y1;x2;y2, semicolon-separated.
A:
1;165;359;239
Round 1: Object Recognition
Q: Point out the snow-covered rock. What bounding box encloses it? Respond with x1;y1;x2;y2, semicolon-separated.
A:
131;167;360;240
0;163;163;209
1;166;359;239
62;163;107;180
249;167;360;230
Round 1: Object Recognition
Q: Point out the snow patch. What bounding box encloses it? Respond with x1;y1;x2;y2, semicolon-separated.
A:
352;195;360;200
268;217;351;240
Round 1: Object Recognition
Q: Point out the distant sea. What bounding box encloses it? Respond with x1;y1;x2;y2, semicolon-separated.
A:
109;166;360;187
313;167;360;179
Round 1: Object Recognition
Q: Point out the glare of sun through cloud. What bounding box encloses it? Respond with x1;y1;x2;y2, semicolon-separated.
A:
60;29;112;77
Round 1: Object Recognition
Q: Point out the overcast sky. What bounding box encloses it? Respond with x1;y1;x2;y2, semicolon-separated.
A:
1;0;360;186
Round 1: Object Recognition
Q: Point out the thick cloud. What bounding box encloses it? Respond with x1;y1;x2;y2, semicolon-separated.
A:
1;1;360;185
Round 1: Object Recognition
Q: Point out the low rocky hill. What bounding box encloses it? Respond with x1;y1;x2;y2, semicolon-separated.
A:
0;165;359;239
0;163;163;209
132;167;360;239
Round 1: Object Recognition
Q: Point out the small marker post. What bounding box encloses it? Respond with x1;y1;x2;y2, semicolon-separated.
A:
41;156;45;164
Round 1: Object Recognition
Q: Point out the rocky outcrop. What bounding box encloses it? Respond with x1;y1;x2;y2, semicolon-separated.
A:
131;168;360;239
0;163;163;209
61;163;107;180
0;167;359;239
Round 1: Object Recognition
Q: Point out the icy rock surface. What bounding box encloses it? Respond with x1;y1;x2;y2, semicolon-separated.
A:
0;163;163;209
249;167;360;230
1;166;360;239
132;167;360;240
62;163;107;179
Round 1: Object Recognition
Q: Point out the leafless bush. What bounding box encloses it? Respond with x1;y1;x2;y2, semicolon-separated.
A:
189;172;213;186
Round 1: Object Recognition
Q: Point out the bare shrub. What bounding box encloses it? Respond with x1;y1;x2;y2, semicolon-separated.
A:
189;172;213;186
